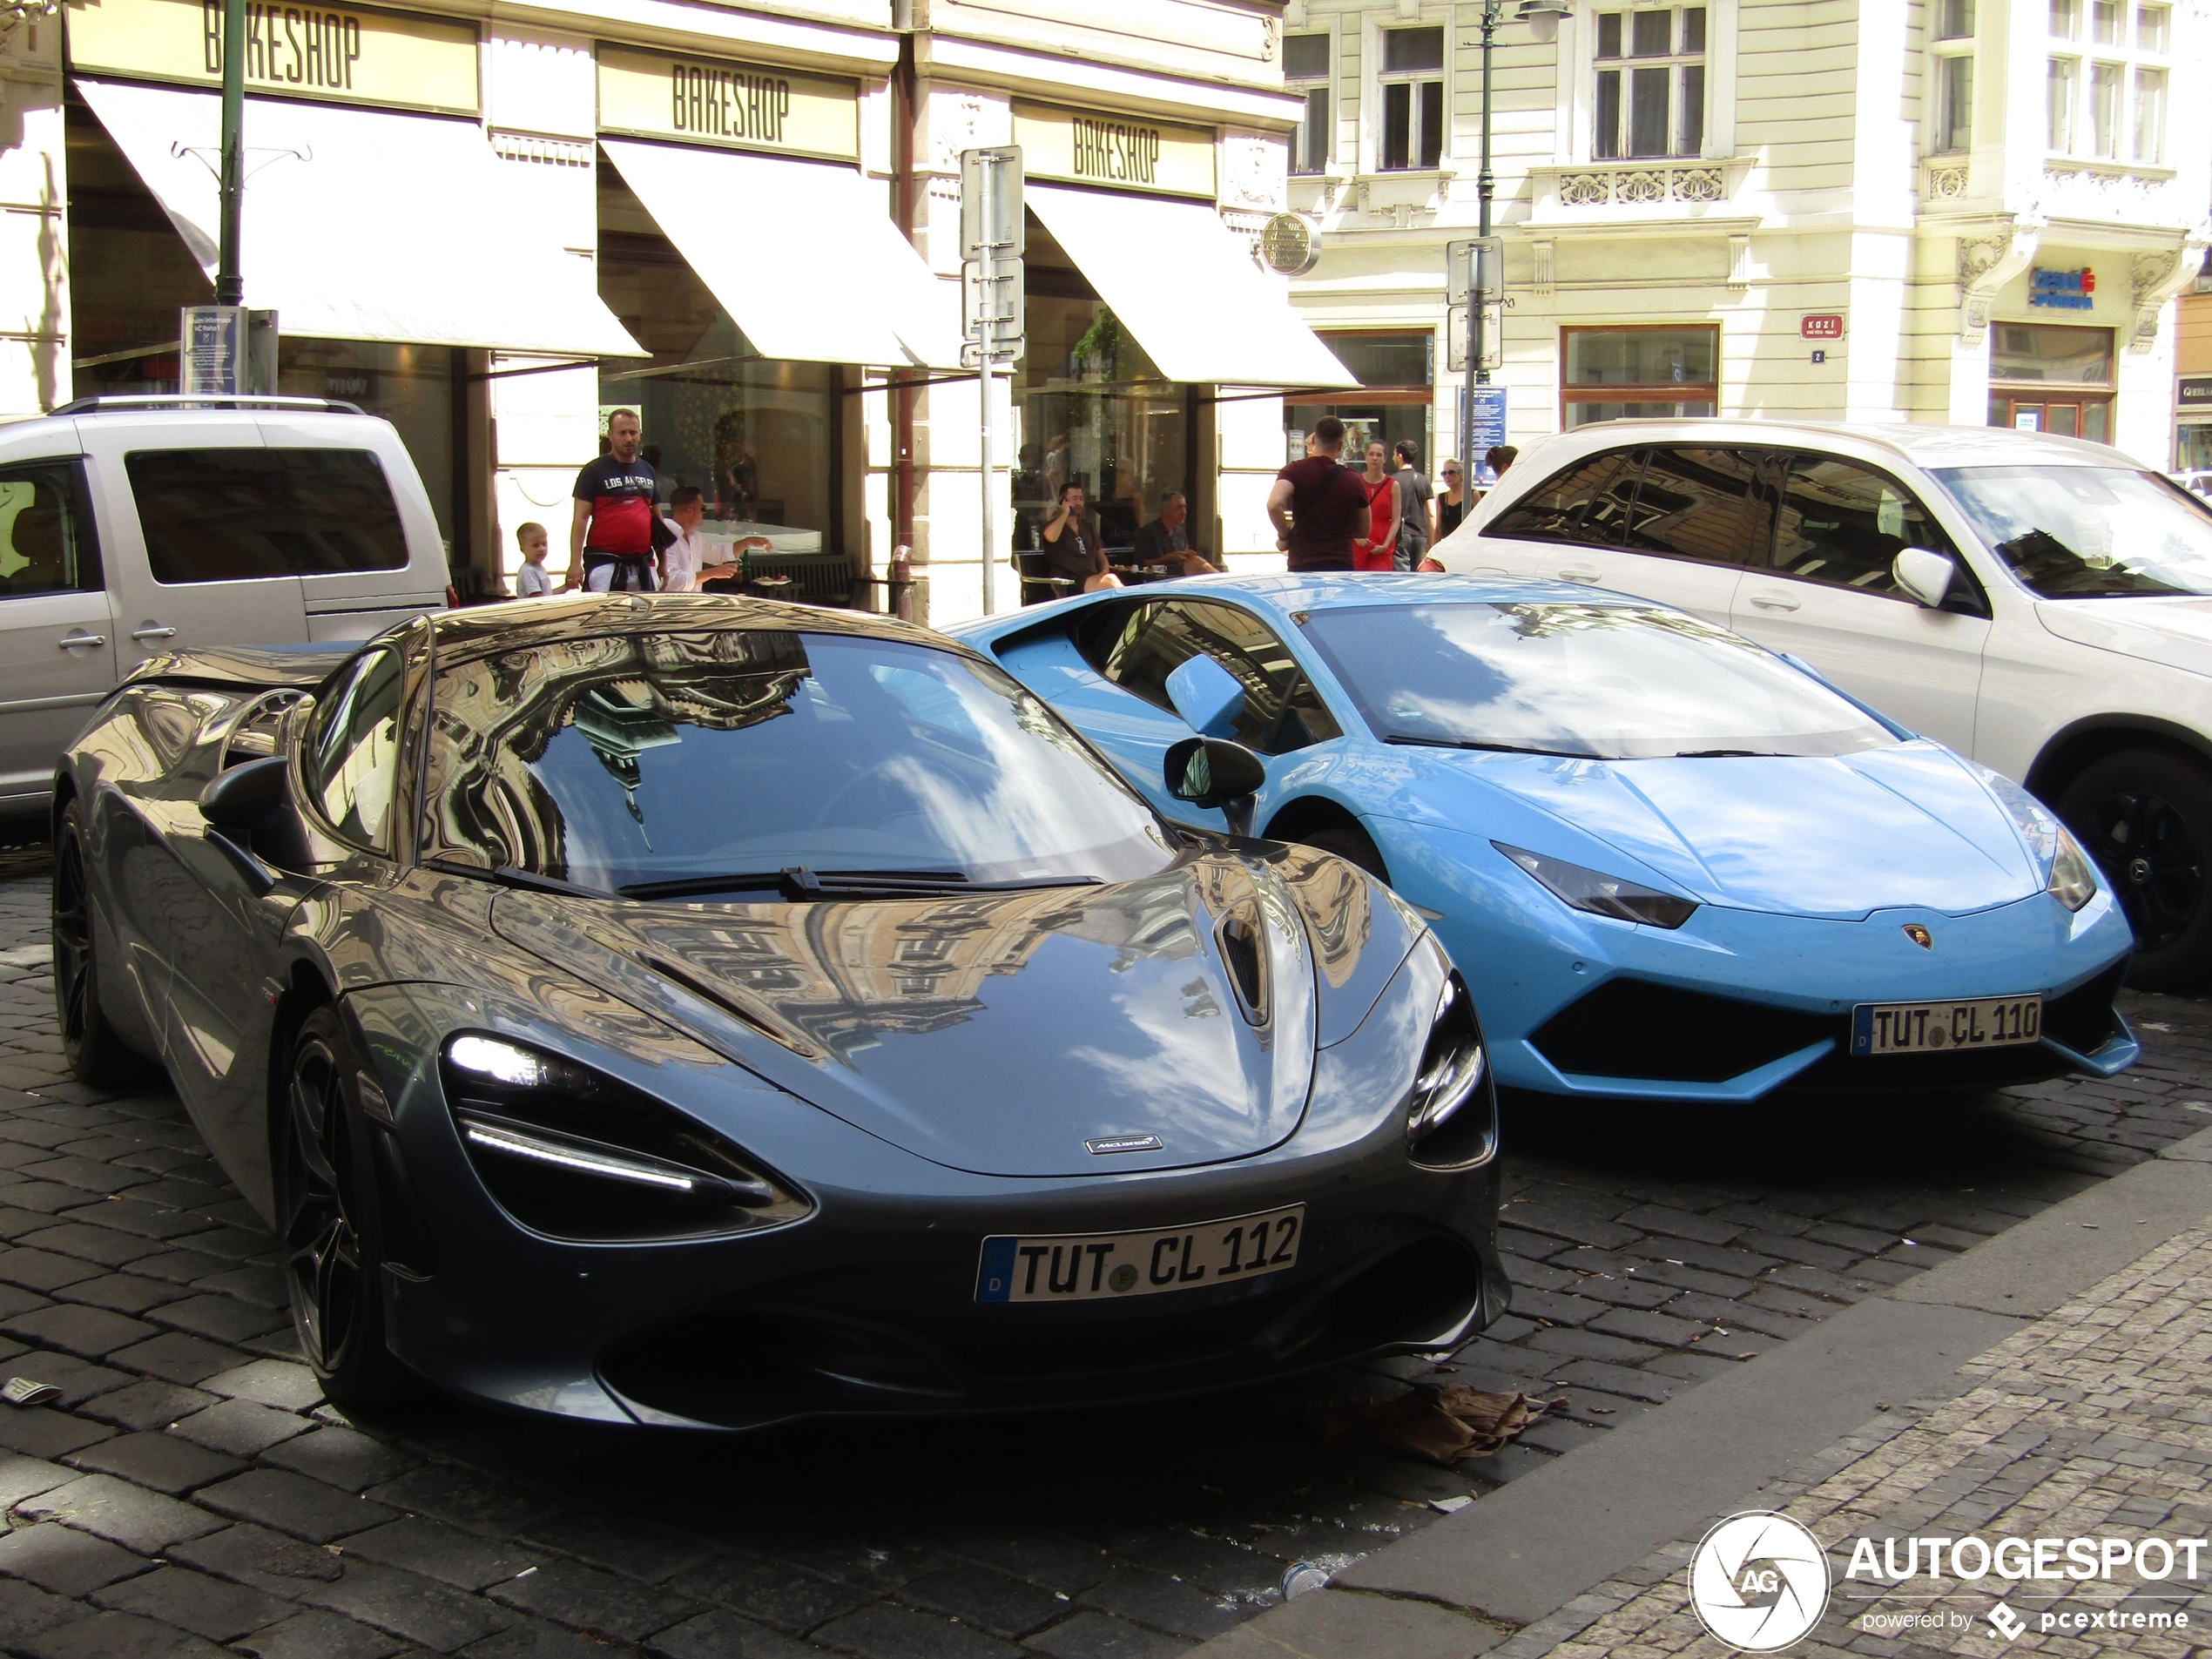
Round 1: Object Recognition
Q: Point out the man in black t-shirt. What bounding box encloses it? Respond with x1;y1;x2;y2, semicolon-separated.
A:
1266;416;1370;572
564;408;660;591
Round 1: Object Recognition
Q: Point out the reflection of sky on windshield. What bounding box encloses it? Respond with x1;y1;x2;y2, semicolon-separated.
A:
1303;604;1890;759
1939;467;2212;597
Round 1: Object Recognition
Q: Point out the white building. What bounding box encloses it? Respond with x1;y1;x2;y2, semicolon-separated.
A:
0;0;1351;624
1283;0;2211;476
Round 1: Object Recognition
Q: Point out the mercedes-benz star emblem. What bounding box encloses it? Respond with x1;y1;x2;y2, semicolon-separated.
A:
1903;924;1933;949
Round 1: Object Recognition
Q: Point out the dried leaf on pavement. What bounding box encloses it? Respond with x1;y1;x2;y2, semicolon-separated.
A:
1308;1385;1565;1466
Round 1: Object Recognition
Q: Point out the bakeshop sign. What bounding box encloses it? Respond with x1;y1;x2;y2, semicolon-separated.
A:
1013;101;1216;198
597;44;858;162
63;0;481;115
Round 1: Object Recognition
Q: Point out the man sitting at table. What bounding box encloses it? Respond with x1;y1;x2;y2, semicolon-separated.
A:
1039;482;1119;592
1131;490;1217;577
660;486;772;593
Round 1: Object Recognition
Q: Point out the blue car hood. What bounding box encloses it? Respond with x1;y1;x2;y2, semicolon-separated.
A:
487;856;1335;1178
1418;742;2040;921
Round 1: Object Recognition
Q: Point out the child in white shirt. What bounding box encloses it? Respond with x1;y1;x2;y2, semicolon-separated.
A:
513;523;553;597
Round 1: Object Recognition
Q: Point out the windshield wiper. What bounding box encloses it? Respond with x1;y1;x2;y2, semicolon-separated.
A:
1384;736;1595;759
1672;749;1794;759
617;867;1103;902
421;859;612;899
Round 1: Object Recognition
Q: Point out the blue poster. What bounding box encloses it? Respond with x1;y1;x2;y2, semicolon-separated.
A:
1459;387;1509;477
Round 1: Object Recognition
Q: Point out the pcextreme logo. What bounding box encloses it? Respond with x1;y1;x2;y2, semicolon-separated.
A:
1689;1512;1831;1652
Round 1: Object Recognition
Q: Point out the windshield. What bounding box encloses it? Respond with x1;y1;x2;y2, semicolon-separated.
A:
1298;602;1897;760
1933;466;2212;598
421;629;1173;893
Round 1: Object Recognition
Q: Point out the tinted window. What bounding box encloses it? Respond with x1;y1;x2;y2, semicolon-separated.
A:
1613;446;1769;565
422;631;1172;893
302;648;403;852
1298;601;1896;760
0;467;96;599
1933;465;2212;598
1766;455;1958;598
1098;601;1341;755
1483;450;1640;544
126;448;408;584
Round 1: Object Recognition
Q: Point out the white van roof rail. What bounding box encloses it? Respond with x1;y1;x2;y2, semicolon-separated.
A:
51;395;368;416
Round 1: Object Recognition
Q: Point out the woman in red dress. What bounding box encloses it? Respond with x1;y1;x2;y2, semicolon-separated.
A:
1353;439;1400;572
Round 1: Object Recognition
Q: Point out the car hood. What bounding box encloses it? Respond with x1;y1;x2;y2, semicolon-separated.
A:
2037;597;2212;680
1404;742;2040;920
486;855;1331;1178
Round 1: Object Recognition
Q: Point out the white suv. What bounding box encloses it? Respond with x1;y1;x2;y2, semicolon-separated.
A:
1432;419;2212;987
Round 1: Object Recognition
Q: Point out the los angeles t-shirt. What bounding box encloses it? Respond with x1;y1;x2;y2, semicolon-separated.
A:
573;455;660;555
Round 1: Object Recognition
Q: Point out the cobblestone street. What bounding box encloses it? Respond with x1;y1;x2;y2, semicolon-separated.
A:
0;852;2202;1659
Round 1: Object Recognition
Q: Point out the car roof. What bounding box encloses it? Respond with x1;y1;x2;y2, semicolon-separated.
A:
425;592;957;658
1514;417;2134;471
1087;571;1650;614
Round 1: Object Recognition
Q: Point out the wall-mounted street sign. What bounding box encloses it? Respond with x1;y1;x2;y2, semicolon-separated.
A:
597;44;859;162
1010;101;1215;199
1801;314;1844;339
1258;212;1319;277
64;0;482;116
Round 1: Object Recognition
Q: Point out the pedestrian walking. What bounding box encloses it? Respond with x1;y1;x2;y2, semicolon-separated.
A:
563;408;662;592
1267;416;1371;572
1392;439;1433;572
1354;439;1399;572
513;523;553;597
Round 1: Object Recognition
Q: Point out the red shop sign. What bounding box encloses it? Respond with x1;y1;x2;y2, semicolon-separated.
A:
1801;314;1845;340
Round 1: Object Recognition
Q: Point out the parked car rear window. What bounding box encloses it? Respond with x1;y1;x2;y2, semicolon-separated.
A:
1934;466;2212;599
1298;602;1897;760
125;448;408;585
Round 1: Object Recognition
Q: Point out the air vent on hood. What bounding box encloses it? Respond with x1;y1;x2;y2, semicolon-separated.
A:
1216;905;1271;1027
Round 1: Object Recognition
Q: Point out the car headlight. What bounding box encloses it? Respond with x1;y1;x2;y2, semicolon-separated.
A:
441;1034;812;1242
1406;974;1496;1170
1494;842;1698;929
1973;767;2101;914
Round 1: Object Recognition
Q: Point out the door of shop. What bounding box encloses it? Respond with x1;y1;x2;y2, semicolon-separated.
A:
1993;397;2112;442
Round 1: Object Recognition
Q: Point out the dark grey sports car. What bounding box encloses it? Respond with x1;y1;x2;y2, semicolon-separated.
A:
52;595;1506;1429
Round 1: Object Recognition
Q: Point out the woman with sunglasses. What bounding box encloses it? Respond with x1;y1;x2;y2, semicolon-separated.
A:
1436;460;1466;539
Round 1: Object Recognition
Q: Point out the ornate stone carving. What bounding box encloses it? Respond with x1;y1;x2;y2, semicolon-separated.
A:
1618;170;1667;203
2128;246;2198;351
1955;228;2039;346
1262;16;1278;62
931;92;988;177
1926;165;1969;200
1532;239;1555;296
1220;131;1285;212
1559;172;1612;205
1673;168;1724;202
1554;165;1729;207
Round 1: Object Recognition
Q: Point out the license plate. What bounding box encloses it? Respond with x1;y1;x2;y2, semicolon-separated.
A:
1851;995;2042;1056
974;1205;1305;1305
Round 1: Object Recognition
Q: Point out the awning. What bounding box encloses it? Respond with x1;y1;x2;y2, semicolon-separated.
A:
1027;185;1355;388
76;78;644;359
600;138;962;371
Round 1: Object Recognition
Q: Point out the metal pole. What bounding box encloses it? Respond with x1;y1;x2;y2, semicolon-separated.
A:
978;158;997;617
215;0;246;306
1462;1;1497;478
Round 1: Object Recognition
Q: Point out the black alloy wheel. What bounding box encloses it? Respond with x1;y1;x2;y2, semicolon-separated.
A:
51;801;145;1085
2057;749;2212;990
280;1008;408;1405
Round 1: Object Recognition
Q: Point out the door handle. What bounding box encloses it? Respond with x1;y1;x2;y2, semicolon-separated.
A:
57;632;106;650
1746;593;1802;612
131;625;179;643
1557;567;1602;583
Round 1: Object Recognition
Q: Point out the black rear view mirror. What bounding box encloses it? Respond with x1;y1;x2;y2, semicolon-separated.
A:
1165;737;1266;836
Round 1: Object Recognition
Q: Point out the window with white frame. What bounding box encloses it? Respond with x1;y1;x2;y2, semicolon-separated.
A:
1593;8;1706;160
2047;0;2169;163
1930;0;1975;153
1379;26;1445;172
1285;34;1332;175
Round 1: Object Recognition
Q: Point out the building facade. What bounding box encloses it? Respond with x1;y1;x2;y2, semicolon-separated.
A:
1283;0;2211;481
0;0;1344;626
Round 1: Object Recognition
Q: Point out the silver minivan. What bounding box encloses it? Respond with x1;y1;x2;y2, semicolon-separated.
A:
0;395;448;813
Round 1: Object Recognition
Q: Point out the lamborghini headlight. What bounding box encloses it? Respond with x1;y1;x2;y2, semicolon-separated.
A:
1406;974;1496;1170
2047;826;2100;912
1494;842;1698;929
1974;768;2101;913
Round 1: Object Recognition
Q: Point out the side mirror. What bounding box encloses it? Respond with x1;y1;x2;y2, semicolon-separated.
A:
1165;736;1267;809
1164;653;1246;738
1892;547;1956;610
199;754;288;833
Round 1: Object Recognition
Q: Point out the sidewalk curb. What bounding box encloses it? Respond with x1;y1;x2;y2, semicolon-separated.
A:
1195;1123;2212;1658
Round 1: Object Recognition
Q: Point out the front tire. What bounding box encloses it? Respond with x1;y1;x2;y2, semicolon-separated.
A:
2057;749;2212;991
280;1008;408;1406
51;801;149;1086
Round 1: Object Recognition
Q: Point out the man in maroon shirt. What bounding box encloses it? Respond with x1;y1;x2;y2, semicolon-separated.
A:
564;408;661;591
1267;416;1370;573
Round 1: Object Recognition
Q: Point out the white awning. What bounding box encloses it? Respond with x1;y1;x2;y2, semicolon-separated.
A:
600;138;962;371
76;78;644;359
1027;185;1355;388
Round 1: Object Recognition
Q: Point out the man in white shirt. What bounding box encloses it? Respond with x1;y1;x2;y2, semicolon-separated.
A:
660;486;771;592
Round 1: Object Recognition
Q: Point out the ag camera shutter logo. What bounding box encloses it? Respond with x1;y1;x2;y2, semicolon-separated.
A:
1689;1512;1831;1651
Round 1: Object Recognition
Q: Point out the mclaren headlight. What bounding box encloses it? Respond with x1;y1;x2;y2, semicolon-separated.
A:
1406;974;1496;1170
1494;842;1698;929
1974;768;2101;914
440;1034;812;1243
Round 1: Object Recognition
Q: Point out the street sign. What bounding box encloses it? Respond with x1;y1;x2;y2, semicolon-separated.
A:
1447;303;1503;374
961;145;1024;260
1446;236;1504;305
961;262;1024;351
1460;385;1508;467
1258;212;1320;276
181;306;245;395
1801;314;1845;340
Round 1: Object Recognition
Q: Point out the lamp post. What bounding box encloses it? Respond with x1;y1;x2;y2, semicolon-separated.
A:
1460;0;1568;475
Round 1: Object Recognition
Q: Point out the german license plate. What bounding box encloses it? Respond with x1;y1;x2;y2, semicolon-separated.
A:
974;1205;1305;1305
1851;995;2042;1056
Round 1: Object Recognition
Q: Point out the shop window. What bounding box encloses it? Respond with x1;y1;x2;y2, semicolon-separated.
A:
1988;322;2114;443
1379;26;1445;172
1561;326;1719;431
2045;0;2165;160
1286;330;1433;485
1285;34;1332;175
1594;7;1705;160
